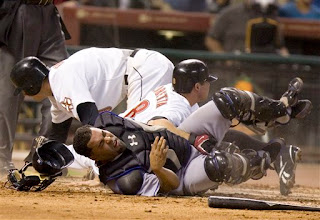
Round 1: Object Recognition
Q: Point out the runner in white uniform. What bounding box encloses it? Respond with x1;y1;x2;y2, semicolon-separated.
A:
10;47;174;144
120;59;217;126
120;84;198;126
69;59;216;175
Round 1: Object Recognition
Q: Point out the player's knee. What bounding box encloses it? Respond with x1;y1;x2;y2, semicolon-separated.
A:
212;88;251;120
204;151;232;182
116;170;143;195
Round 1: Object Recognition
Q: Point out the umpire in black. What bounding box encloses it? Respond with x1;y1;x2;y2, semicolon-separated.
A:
0;0;70;175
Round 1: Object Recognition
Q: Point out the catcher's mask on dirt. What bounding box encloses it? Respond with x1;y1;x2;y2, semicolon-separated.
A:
32;140;74;175
6;141;73;192
173;59;218;93
6;162;60;192
10;56;49;96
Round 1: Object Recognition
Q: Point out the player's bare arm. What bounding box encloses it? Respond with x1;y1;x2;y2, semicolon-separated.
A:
148;119;190;140
150;136;180;193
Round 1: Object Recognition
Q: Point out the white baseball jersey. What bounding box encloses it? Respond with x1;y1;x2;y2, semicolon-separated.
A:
120;84;199;126
48;47;173;123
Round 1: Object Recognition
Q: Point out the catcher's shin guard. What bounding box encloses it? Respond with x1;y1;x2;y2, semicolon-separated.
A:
204;148;276;185
213;87;288;123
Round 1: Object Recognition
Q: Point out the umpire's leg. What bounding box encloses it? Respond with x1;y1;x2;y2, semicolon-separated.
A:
0;47;23;174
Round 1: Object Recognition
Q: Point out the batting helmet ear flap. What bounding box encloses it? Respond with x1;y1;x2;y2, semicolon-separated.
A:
32;140;74;175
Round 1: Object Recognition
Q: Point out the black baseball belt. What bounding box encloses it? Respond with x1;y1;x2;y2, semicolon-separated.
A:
124;49;140;85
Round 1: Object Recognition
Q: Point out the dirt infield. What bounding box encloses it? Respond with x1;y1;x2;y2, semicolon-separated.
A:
0;162;319;219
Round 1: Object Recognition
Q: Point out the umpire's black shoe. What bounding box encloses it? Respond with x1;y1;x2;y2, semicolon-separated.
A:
291;100;312;119
273;142;302;196
281;77;303;107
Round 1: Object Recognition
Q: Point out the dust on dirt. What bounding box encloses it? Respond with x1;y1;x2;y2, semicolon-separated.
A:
0;163;319;219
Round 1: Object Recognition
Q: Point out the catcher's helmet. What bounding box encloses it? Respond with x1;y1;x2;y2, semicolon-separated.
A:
173;59;217;93
32;140;74;175
10;56;49;96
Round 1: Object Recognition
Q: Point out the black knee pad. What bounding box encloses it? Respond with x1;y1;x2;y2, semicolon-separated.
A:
213;88;251;120
204;151;232;182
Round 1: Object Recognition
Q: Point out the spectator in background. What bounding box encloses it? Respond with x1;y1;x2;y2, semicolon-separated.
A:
314;0;320;8
207;0;231;13
278;0;320;19
145;0;208;12
0;0;69;176
161;0;208;12
77;0;131;8
205;0;289;55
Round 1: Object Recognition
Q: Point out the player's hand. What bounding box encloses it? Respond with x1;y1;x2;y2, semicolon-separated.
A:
150;136;168;171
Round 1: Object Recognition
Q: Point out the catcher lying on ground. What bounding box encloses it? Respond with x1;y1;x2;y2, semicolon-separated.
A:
70;85;310;196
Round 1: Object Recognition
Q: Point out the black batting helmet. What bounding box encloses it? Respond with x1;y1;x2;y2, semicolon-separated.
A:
172;59;217;93
10;56;49;96
32;140;74;175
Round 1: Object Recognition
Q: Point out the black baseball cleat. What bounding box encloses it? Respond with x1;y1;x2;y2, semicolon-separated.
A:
290;99;313;119
273;142;302;196
247;139;282;181
262;138;283;163
281;77;304;107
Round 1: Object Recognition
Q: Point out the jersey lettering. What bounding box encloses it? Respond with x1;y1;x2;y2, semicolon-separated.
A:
124;100;150;118
154;86;168;108
60;97;74;112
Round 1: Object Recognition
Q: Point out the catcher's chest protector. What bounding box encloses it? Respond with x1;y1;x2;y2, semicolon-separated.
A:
96;112;191;184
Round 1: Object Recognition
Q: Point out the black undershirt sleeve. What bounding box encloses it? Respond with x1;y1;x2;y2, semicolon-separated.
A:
48;118;73;143
48;102;99;143
77;102;99;126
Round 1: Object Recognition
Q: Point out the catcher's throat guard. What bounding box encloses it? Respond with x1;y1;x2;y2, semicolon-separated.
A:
6;162;61;192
